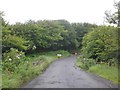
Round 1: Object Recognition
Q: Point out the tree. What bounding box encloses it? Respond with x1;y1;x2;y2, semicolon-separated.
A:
71;23;97;48
10;20;64;52
53;20;79;50
81;26;118;62
1;13;28;52
105;1;120;27
105;1;120;65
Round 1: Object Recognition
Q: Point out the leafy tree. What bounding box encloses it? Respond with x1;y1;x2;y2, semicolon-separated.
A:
2;13;28;52
72;23;97;48
105;1;120;64
82;26;118;62
105;1;120;27
35;20;64;49
10;19;97;51
10;20;64;52
3;48;26;72
52;20;79;50
2;35;28;51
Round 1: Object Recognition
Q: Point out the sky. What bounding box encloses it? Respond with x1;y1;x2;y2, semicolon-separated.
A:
0;0;118;25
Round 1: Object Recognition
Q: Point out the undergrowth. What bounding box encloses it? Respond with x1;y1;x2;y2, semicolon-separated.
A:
2;50;70;88
76;55;119;85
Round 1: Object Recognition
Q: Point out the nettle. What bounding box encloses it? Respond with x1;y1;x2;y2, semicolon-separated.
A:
3;48;25;72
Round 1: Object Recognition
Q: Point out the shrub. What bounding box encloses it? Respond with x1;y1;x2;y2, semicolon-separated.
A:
77;55;96;70
2;35;28;51
2;48;26;72
81;26;118;63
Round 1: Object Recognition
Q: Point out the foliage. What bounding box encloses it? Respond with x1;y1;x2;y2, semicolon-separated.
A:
71;23;97;48
52;20;79;50
81;26;118;63
76;55;119;84
10;20;64;51
9;20;95;51
2;16;28;52
41;50;70;57
105;1;120;27
0;64;1;90
2;35;28;51
2;50;70;88
89;64;119;84
77;55;96;70
1;9;119;88
2;48;26;72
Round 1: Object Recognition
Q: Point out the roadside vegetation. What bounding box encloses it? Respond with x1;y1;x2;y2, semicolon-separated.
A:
1;12;94;88
77;1;120;85
77;56;119;84
89;64;118;84
2;50;70;88
0;65;1;89
1;1;120;88
76;26;119;84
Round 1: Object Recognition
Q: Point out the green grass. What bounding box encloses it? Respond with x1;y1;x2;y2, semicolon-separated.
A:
2;50;70;88
76;56;119;85
89;64;119;84
76;59;83;68
0;64;2;89
76;56;96;70
0;74;1;89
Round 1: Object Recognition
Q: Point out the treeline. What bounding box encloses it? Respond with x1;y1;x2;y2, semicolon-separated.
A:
2;18;96;53
1;11;119;70
1;13;97;72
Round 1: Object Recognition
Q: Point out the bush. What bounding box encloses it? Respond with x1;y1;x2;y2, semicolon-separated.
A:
81;26;118;63
77;55;96;70
2;35;28;51
2;48;26;72
2;50;70;88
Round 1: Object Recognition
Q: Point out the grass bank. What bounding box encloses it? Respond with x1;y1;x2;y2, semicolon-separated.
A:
2;50;70;88
76;56;119;85
89;64;119;84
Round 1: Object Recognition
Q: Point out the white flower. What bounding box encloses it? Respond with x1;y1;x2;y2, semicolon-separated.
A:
16;55;20;59
9;58;12;61
32;45;36;49
19;54;22;56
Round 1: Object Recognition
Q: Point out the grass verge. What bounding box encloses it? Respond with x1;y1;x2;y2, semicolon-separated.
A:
0;73;1;89
2;50;70;88
0;63;2;89
76;56;119;85
89;64;119;84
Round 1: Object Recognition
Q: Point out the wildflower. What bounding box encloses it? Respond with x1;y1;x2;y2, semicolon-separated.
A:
32;45;36;50
16;55;20;59
19;54;22;56
9;58;12;61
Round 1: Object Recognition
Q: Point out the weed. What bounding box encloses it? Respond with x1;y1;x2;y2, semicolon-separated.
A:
2;50;70;88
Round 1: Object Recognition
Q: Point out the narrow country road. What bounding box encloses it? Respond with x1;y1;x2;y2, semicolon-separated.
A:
22;56;118;88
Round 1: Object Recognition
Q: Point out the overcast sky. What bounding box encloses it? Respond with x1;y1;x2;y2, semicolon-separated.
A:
0;0;118;25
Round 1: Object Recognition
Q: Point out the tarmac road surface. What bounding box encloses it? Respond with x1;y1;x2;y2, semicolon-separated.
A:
22;56;118;88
